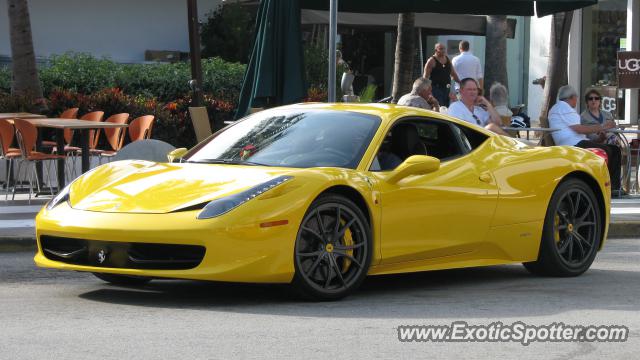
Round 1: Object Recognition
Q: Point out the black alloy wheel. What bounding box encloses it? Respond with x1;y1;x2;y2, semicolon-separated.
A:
292;194;371;300
523;178;602;276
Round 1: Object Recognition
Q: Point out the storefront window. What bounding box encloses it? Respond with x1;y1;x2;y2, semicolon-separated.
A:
581;0;627;116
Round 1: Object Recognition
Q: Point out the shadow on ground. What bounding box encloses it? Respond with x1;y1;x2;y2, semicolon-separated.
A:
78;264;639;319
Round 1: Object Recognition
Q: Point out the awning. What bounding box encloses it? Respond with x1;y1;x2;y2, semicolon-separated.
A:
299;0;597;17
301;10;488;36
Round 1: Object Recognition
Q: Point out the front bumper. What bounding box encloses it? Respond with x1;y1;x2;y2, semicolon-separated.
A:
34;203;299;283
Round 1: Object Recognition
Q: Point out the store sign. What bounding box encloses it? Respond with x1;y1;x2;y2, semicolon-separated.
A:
617;52;640;88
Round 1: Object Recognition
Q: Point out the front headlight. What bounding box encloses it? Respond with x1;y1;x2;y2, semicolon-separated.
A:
197;176;293;219
46;183;72;210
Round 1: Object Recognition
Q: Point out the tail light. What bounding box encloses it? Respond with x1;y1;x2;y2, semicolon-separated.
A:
586;148;608;165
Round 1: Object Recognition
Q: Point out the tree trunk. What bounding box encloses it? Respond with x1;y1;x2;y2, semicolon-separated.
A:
539;11;573;144
484;15;508;95
391;13;415;103
8;0;44;103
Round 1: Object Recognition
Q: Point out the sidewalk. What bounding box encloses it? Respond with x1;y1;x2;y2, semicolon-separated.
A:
1;191;639;252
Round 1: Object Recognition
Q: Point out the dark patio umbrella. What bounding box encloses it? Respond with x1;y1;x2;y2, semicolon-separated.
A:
236;0;306;119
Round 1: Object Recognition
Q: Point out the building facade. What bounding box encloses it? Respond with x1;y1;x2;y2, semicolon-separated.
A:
0;0;221;64
529;0;639;124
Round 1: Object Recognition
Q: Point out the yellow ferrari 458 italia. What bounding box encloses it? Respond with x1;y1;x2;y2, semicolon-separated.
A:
35;103;611;300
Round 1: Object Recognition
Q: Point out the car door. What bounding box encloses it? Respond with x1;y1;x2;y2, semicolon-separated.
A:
371;117;499;265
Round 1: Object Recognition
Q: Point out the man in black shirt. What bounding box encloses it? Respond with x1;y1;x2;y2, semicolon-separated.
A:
423;43;460;107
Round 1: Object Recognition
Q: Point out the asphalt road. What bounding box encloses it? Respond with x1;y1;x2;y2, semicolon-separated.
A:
1;239;639;359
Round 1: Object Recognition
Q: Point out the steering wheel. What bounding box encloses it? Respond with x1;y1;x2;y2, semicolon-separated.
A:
280;150;350;167
323;147;351;161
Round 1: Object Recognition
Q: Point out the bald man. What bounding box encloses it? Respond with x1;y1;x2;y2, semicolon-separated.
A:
423;43;460;107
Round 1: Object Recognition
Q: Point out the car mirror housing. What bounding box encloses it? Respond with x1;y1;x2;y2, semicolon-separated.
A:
386;155;440;184
167;148;188;163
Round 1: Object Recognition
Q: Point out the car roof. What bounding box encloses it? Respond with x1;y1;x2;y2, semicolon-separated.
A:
272;102;494;137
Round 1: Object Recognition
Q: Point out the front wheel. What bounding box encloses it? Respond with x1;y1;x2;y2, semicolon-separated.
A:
291;194;372;301
523;178;602;276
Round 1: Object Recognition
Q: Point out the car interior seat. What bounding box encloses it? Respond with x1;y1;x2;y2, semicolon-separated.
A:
390;123;427;161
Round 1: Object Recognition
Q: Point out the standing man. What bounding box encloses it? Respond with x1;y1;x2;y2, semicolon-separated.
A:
452;40;483;91
423;43;460;107
447;78;507;135
548;85;621;195
397;78;440;111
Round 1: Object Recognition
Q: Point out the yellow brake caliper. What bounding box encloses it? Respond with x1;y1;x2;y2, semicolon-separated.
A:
554;214;561;243
340;219;353;272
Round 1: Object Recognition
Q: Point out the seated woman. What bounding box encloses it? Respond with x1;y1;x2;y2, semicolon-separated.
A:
489;82;512;124
580;89;617;144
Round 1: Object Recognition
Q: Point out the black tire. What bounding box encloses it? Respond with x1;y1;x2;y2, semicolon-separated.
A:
523;178;602;277
92;272;152;286
291;194;372;301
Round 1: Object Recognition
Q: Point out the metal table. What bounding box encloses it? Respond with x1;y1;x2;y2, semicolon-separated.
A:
501;127;559;140
0;113;46;120
608;129;640;194
15;118;128;188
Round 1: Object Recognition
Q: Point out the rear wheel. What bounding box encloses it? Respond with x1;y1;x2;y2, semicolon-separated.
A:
92;272;152;286
523;178;602;276
291;194;371;301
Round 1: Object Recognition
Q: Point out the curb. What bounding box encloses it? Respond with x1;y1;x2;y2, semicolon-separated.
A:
1;222;639;253
0;237;36;252
607;221;640;239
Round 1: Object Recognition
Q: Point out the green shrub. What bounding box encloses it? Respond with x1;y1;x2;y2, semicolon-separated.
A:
0;91;38;113
34;53;246;106
200;1;255;63
2;53;245;148
304;44;344;100
358;84;377;103
39;53;119;94
0;66;10;93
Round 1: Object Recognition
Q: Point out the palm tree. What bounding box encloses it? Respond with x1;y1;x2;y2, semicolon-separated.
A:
484;15;508;95
8;0;44;105
391;13;415;103
538;11;573;145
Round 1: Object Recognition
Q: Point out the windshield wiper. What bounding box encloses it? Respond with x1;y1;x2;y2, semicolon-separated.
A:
186;158;267;166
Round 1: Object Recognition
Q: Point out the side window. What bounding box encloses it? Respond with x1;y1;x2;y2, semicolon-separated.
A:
451;123;489;151
370;118;467;172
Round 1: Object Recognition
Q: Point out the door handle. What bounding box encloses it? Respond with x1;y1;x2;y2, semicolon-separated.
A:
479;172;493;183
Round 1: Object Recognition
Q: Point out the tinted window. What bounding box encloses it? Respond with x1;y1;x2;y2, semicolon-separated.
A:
371;118;465;171
186;109;381;169
451;123;489;150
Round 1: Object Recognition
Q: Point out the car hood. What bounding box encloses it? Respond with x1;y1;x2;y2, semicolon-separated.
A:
69;160;297;214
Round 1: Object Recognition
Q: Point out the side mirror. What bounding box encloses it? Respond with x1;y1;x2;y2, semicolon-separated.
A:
167;148;188;163
386;155;440;184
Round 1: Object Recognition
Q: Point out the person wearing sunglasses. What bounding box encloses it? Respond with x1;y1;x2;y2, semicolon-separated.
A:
549;85;622;195
580;89;617;144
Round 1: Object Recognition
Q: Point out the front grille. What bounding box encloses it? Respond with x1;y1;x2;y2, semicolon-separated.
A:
40;236;206;270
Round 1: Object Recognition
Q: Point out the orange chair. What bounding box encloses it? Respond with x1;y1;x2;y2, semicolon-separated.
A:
92;113;129;162
65;111;104;173
11;119;66;202
0;119;23;201
42;108;79;148
79;111;105;150
128;115;155;142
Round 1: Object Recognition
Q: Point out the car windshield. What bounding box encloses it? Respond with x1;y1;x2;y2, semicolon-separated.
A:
186;109;381;169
